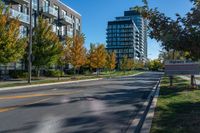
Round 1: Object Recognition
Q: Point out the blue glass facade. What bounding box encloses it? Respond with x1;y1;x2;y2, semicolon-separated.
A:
106;8;148;66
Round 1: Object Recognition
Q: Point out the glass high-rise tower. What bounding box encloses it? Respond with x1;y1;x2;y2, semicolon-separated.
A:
106;8;147;66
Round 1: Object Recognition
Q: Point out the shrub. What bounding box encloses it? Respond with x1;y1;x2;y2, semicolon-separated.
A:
9;70;28;78
45;70;64;77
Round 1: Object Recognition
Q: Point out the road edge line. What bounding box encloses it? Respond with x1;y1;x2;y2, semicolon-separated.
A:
126;78;161;133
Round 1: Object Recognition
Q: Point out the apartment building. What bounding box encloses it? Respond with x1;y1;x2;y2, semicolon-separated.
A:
106;8;147;66
0;0;81;74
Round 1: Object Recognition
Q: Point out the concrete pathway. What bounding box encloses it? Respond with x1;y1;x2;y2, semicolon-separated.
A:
178;75;200;85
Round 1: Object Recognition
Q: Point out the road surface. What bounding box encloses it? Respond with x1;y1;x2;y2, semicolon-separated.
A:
0;72;162;133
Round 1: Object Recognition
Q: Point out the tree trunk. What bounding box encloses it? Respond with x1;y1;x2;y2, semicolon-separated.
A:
96;68;99;77
191;75;195;88
77;68;80;75
109;69;111;78
169;76;173;87
36;67;40;78
172;49;175;60
4;65;8;80
73;68;76;79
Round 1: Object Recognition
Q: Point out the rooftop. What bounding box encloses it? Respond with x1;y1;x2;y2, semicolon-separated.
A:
58;0;81;16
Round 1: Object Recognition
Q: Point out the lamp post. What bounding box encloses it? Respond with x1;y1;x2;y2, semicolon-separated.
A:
28;0;32;84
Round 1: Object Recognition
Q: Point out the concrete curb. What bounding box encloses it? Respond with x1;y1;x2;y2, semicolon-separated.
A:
126;78;161;133
140;83;160;133
0;78;103;91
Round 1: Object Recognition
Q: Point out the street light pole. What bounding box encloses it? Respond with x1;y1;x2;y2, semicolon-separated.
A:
28;0;32;84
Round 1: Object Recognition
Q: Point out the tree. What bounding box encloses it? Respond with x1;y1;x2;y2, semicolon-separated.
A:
0;3;27;65
120;55;128;73
127;59;135;70
136;0;200;60
32;16;62;77
89;44;107;76
158;50;191;61
86;43;96;72
67;34;86;75
105;52;116;76
147;59;163;71
58;37;71;69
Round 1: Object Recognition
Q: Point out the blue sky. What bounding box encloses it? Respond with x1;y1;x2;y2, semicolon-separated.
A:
63;0;193;59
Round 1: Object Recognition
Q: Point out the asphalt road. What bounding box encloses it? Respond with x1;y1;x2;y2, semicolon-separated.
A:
0;72;162;133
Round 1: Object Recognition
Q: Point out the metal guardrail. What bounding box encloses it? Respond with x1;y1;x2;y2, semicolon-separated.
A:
9;8;30;24
42;6;58;17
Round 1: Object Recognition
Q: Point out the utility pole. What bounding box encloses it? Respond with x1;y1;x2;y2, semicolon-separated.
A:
28;0;32;84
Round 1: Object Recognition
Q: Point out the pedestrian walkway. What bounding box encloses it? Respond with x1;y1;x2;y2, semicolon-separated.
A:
178;75;200;85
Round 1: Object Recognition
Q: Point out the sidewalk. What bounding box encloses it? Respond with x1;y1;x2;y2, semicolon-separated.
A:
178;75;200;85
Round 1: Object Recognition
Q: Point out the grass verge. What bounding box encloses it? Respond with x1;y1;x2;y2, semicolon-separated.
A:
150;76;200;133
0;70;142;88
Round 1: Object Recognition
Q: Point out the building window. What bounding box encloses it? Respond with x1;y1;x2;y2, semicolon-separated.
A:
53;5;59;16
18;4;22;12
19;26;27;38
24;6;28;15
61;10;66;17
43;0;49;12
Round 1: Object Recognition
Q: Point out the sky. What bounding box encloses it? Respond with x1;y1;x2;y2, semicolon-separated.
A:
62;0;193;59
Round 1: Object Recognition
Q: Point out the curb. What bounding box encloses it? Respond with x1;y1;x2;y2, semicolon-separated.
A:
140;82;160;133
126;78;161;133
0;72;144;92
0;78;103;91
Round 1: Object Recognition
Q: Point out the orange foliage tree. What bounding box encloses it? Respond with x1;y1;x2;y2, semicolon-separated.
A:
88;44;107;75
0;3;27;65
105;52;116;75
66;34;86;75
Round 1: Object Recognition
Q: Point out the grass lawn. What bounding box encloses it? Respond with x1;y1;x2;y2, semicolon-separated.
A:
0;70;142;88
150;76;200;133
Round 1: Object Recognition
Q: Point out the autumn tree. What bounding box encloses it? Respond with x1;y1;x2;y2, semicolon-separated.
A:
88;44;107;76
67;34;86;75
58;36;71;71
120;55;129;73
86;43;96;72
32;16;62;77
105;52;116;76
127;59;135;70
0;3;27;68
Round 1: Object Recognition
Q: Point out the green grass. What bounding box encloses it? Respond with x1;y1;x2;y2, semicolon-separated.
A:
0;70;142;88
150;76;200;133
100;70;141;77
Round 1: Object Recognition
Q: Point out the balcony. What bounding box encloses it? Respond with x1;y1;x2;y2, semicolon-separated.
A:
67;28;73;37
42;6;58;18
9;8;30;24
59;15;73;25
12;0;29;5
